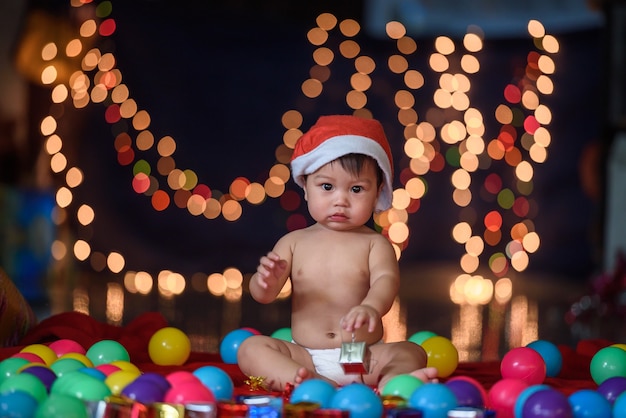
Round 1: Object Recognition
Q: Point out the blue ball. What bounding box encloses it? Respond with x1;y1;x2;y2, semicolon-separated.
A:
290;378;336;408
0;391;38;418
526;340;563;377
408;382;458;418
219;329;254;364
615;391;626;417
568;389;611;418
329;383;383;418
514;384;550;418
193;366;234;401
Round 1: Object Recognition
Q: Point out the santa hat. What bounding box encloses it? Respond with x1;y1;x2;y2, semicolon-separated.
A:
290;115;394;212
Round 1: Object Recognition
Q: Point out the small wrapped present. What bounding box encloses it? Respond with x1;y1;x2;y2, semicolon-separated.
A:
339;333;371;374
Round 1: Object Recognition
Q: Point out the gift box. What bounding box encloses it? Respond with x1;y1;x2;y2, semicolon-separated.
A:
339;340;371;374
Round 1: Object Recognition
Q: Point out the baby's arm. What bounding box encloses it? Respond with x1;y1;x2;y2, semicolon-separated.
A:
341;235;400;334
249;235;293;304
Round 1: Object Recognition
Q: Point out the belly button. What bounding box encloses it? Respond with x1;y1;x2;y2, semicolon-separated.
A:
326;332;336;339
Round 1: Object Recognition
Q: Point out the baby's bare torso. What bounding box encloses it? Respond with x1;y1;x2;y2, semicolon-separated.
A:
286;225;385;349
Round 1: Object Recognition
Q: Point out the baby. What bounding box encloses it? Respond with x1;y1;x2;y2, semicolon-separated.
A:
237;115;437;391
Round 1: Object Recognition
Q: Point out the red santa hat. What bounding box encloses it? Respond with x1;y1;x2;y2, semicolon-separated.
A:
290;115;394;212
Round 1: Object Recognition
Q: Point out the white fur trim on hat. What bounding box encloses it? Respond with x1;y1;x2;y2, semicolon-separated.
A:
291;134;393;212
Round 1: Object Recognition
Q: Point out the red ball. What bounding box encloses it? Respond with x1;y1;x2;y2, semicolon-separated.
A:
500;347;547;385
488;378;529;418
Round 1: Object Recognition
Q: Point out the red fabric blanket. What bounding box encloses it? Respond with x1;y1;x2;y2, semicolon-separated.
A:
0;311;606;396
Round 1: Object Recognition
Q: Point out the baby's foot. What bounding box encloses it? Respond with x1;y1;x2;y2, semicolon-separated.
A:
293;367;315;386
410;367;439;383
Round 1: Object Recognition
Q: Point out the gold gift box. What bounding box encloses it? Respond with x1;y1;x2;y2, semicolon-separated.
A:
339;341;371;374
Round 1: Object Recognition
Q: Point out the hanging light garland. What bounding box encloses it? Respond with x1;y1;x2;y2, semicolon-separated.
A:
40;0;557;305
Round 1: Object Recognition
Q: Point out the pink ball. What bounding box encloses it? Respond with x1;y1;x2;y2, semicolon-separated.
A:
49;339;86;357
95;364;122;376
11;352;44;364
164;380;216;405
488;378;528;418
500;347;547;385
165;370;201;386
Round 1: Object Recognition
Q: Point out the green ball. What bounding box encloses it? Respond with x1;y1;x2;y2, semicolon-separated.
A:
35;394;89;418
408;330;437;345
590;346;626;385
0;373;48;404
86;340;130;366
0;358;29;386
381;374;424;400
51;371;112;401
50;358;85;377
271;327;292;341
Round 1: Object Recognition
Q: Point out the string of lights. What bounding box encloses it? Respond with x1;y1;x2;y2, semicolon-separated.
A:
40;0;557;308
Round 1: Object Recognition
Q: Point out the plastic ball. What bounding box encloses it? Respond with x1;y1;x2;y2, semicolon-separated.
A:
240;327;261;335
121;377;168;404
192;365;235;401
568;389;611;418
271;327;292;341
420;336;459;378
34;393;89;418
164;380;216;405
77;367;106;381
408;330;437;345
614;391;626;417
166;370;201;387
590;346;626;385
611;343;626;351
85;340;130;367
109;360;140;375
48;339;86;357
0;358;29;386
408;382;458;418
445;378;485;408
526;339;563;377
0;391;38;417
487;378;528;418
446;376;488;409
219;329;255;364
94;364;121;377
149;327;191;366
19;344;57;366
381;374;423;400
0;373;48;403
513;384;550;418
330;383;383;418
19;364;57;391
50;358;86;377
290;378;336;408
10;352;44;364
597;376;626;404
105;370;141;396
58;353;93;368
500;347;546;385
134;372;171;393
521;388;572;418
50;370;112;401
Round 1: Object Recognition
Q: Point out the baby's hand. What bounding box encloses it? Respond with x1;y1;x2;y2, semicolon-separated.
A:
255;252;287;290
340;304;380;334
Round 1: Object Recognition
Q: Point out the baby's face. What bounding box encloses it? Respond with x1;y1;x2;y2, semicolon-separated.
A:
303;160;381;230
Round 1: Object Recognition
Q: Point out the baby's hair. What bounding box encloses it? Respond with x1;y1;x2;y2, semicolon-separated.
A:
333;153;384;187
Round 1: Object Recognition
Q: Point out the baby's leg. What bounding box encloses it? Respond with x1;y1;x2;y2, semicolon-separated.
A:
237;335;319;390
366;341;439;391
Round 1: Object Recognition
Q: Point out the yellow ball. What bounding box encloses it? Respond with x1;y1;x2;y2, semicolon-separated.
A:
20;344;57;366
105;370;141;396
148;327;191;366
109;360;141;375
420;335;459;378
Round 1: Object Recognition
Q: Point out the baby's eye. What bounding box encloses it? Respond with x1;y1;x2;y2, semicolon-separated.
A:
351;186;363;193
322;183;333;191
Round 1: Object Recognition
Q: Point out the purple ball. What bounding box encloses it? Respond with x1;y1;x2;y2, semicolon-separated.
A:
597;376;626;405
121;379;167;404
445;379;484;408
20;366;57;391
522;388;573;418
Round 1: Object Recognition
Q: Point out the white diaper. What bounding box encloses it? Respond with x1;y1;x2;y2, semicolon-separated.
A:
304;346;363;386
